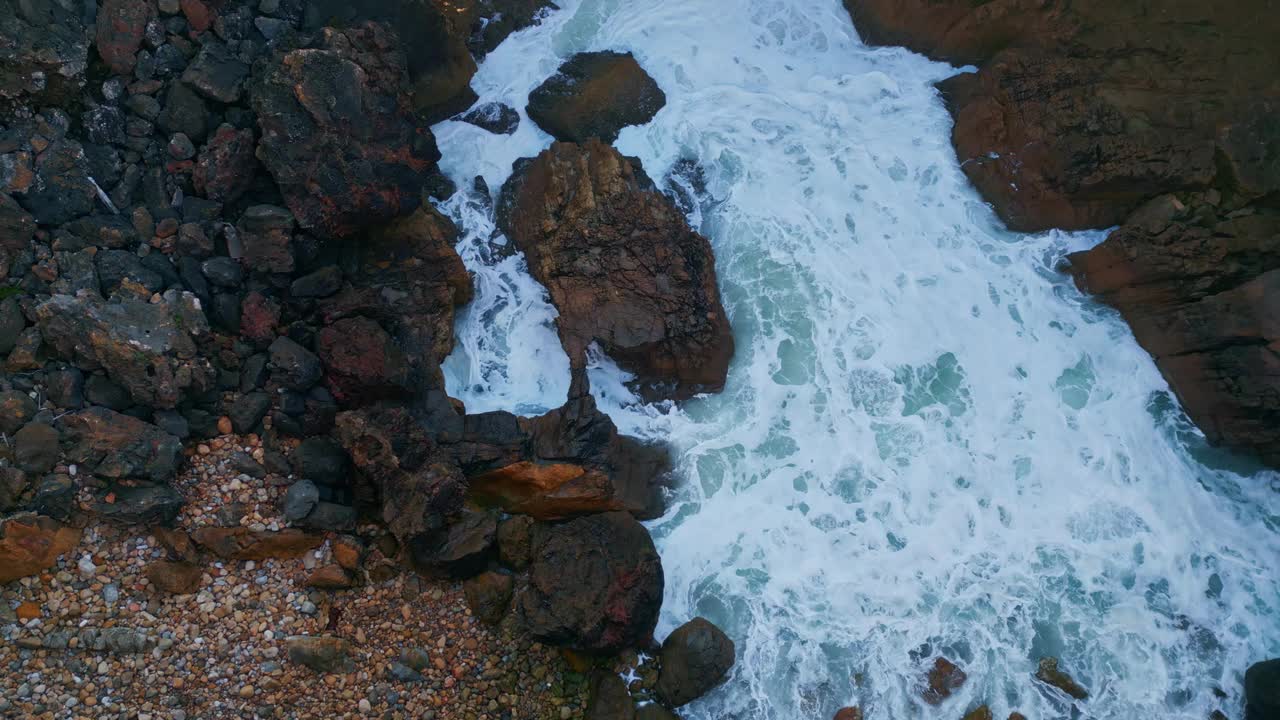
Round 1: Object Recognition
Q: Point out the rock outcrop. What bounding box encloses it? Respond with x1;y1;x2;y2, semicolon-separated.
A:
499;140;733;399
527;51;666;143
842;0;1280;466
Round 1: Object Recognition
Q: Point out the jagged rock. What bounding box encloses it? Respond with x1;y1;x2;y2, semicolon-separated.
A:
0;514;81;583
961;707;993;720
527;52;666;143
316;316;410;404
229;391;271;433
0;390;36;434
35;292;214;409
291;266;343;299
921;657;967;706
587;671;635;720
194;124;256;203
181;40;249;103
269;336;323;391
459;0;558;57
517;511;663;654
146;560;202;594
249;22;440;239
0;194;35;270
283;479;319;522
191;526;324;560
287;635;354;673
96;0;155;75
1247;659;1280;720
656;617;735;707
460;102;519;134
408;508;497;578
1035;657;1088;700
0;0;90;106
91;484;184;525
0;466;29;512
301;501;357;531
61;407;182;483
157;81;208;142
20;139;96;225
498;141;732;399
463;570;514;625
635;706;679;720
496;514;534;570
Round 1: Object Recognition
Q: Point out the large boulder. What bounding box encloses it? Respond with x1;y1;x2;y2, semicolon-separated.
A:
0;514;81;583
249;23;441;239
35;292;215;409
1247;659;1280;720
61;407;182;483
516;511;663;654
498;140;733;399
0;0;90;107
526;51;666;143
656;617;736;707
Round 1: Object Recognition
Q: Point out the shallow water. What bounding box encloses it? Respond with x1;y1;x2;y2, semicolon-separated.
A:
433;1;1280;717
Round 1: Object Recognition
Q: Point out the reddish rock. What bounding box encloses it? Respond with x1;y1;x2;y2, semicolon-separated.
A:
0;515;81;584
332;536;363;570
179;0;212;32
316;316;411;405
249;23;440;239
240;291;282;348
154;526;199;562
305;564;354;589
498;140;733;400
526;51;666;143
146;560;203;594
833;709;862;720
96;0;155;75
921;657;967;706
517;511;663;654
190;527;324;560
468;461;628;520
194;124;256;203
15;601;41;621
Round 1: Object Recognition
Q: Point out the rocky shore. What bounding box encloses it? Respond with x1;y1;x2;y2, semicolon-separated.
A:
1;0;736;718
842;1;1279;718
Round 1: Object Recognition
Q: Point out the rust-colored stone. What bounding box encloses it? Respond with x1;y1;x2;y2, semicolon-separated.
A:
0;515;81;584
190;527;323;560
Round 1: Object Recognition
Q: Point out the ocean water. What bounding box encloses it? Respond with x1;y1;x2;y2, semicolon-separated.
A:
433;1;1280;717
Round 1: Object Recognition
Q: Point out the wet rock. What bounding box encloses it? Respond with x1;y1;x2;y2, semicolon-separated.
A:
0;514;81;583
961;707;993;720
518;511;663;654
14;422;59;474
249;22;439;239
269;336;323;391
922;657;967;706
282;479;319;521
527;52;666;143
145;559;202;594
35;292;214;409
237;204;295;273
833;708;863;720
191;526;324;560
409;508;497;578
229;391;271;433
587;671;635;720
316;316;410;404
92;483;184;525
21;139;96;225
286;635;354;673
635;706;679;720
97;0;156;75
498;140;733;399
1035;657;1088;700
463;571;514;625
656;617;735;707
460;102;520;135
1247;659;1280;720
0;390;38;434
181;40;248;103
463;0;559;58
194;124;256;203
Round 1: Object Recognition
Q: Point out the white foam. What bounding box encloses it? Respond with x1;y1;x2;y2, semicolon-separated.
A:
437;1;1280;717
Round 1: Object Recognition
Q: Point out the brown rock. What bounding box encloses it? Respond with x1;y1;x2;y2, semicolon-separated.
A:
0;515;81;583
656;617;735;707
146;560;203;594
179;0;212;31
240;291;282;348
498;140;733;400
462;570;513;625
496;513;534;570
408;508;497;578
333;536;363;570
190;527;323;560
833;709;862;720
305;564;354;589
237;205;295;274
586;671;635;720
96;0;155;75
922;657;967;706
526;51;666;143
1008;713;1027;720
962;707;993;720
15;601;40;620
61;407;183;482
316;317;411;405
469;462;627;520
286;635;354;673
1035;656;1088;700
154;527;199;562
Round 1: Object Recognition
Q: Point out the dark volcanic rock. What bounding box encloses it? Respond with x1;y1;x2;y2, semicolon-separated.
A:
0;390;37;434
526;51;666;143
498;140;733;399
408;507;497;578
194;124;256;203
269;336;323;391
1247;659;1280;720
21;140;97;225
0;0;90;106
315;316;411;404
1034;657;1088;700
237;204;295;274
463;0;558;57
291;437;350;486
92;483;184;525
517;511;663;654
35;292;214;409
14;422;59;474
62;407;182;482
656;617;735;707
460;102;520;135
921;657;967;706
181;41;249;103
249;22;440;239
157;82;208;142
97;0;156;76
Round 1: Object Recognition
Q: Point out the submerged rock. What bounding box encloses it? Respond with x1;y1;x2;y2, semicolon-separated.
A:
1035;657;1088;700
921;657;967;706
498;140;733;399
527;51;666;143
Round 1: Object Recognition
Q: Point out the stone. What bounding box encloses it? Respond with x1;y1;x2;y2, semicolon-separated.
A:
833;708;862;720
191;527;324;560
496;514;534;571
301;501;357;531
97;0;156;75
286;635;354;673
0;299;26;357
526;52;666;143
181;41;249;103
85;374;132;411
35;292;214;409
460;102;520;135
634;705;679;720
290;265;343;299
194;124;256;203
517;511;663;653
157;82;208;141
304;564;353;589
315;316;410;404
0;0;90;107
0;391;38;434
0;514;81;583
292;437;350;486
1035;657;1088;700
14;422;59;474
249;23;439;239
269;336;323;390
656;618;735;707
201;256;242;287
145;560;202;594
462;571;513;625
167;132;195;160
96;248;165;294
586;671;634;720
229;392;271;433
0;195;35;267
921;657;967;706
498;140;733;399
240;291;281;346
387;662;422;682
179;0;211;32
1247;659;1280;720
282;479;319;521
5;327;42;372
20;140;96;225
237;204;295;273
409;508;497;578
962;707;993;720
92;484;184;525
